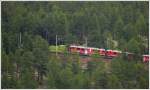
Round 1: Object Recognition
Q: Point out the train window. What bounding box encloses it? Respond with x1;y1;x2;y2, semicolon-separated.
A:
109;51;112;54
89;48;92;52
114;52;117;54
106;51;109;54
77;48;80;50
80;48;83;51
71;47;75;49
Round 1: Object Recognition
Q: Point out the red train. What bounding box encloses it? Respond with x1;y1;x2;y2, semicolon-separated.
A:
69;45;99;55
105;50;122;58
69;45;122;58
69;45;149;62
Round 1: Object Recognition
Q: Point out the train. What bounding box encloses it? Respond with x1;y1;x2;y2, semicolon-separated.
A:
69;45;149;62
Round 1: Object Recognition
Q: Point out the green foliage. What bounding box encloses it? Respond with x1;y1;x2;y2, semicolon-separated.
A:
110;57;149;89
1;1;148;89
107;74;122;88
21;51;34;69
32;35;49;83
126;38;140;54
19;69;38;89
2;1;148;48
2;74;18;89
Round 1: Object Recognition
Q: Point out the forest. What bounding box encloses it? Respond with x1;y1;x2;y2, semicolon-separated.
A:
1;1;149;89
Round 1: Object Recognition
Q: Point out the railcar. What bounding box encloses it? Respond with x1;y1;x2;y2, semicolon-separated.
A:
106;50;122;58
69;45;90;55
99;48;106;56
79;47;88;55
79;47;99;56
69;45;78;53
87;48;94;55
143;55;149;62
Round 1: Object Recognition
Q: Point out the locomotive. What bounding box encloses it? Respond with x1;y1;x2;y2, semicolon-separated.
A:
69;45;149;62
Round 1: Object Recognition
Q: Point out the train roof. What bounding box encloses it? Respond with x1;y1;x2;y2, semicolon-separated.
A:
70;45;86;48
143;55;149;57
113;50;122;53
106;49;122;53
69;45;100;50
89;47;99;50
99;48;105;50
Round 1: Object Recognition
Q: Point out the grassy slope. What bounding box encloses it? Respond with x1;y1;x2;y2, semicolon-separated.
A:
49;45;67;53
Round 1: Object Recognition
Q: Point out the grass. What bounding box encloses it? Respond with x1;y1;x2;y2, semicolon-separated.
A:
49;45;67;53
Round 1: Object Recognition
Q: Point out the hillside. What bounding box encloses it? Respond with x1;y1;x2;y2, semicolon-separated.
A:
1;1;149;89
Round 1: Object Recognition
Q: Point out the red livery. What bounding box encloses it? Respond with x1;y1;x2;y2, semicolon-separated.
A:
143;55;149;62
106;50;122;57
99;49;106;56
